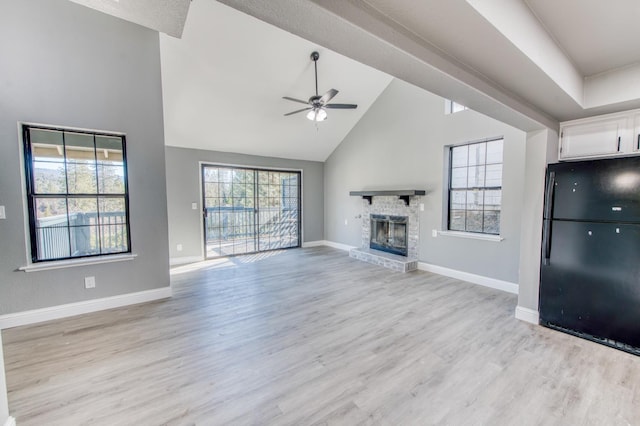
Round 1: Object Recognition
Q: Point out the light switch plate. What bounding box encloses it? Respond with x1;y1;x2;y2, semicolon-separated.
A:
0;205;5;219
191;202;197;210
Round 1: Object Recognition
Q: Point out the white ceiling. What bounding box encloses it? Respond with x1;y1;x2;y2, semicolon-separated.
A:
68;0;191;37
526;0;640;77
159;0;392;162
68;0;640;158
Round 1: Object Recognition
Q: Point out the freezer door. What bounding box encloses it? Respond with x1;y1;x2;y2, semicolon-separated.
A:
548;156;640;222
540;220;640;349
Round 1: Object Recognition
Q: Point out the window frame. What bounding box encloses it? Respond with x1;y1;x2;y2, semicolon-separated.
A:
22;123;132;263
446;137;504;236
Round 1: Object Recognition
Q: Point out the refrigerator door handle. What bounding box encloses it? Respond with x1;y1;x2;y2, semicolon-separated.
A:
542;171;555;265
542;219;552;265
543;171;556;220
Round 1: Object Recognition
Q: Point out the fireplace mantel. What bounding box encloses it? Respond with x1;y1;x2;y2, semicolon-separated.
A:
349;190;426;206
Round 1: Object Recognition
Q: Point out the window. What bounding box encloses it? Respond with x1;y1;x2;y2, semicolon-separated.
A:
448;138;503;235
445;99;468;114
22;124;131;262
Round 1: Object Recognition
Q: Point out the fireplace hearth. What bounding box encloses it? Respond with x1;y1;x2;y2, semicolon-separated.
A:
370;214;408;256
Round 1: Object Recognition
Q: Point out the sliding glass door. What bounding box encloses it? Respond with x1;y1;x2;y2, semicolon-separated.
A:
202;165;301;258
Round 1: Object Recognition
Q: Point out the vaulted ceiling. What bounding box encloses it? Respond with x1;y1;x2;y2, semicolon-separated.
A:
68;0;640;160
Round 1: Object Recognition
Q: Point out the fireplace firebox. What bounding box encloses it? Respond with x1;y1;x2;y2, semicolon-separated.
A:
370;214;408;256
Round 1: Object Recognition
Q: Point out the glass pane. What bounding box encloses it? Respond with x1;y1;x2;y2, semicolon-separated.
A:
466;210;483;233
99;197;127;224
98;164;125;194
205;197;220;208
484;190;502;211
70;225;100;256
484;211;500;234
467;166;485;187
68;198;98;227
95;135;123;165
485;164;503;187
450;190;466;209
33;161;67;194
486;139;503;164
31;129;65;162
35;198;68;225
451;145;468;168
449;210;465;231
467;190;484;210
36;225;70;260
468;142;486;166
219;168;232;183
451;167;467;189
67;162;97;194
65;132;95;164
101;225;128;254
34;197;69;260
204;167;219;183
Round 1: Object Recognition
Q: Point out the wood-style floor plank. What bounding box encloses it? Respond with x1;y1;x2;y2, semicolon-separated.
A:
3;247;640;425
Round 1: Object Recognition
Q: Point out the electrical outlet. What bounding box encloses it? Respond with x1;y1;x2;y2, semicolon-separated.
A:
344;219;348;226
0;205;5;219
177;244;183;252
84;276;96;289
432;229;438;237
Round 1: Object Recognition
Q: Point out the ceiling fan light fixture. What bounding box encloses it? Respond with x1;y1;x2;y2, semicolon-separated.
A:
307;108;327;121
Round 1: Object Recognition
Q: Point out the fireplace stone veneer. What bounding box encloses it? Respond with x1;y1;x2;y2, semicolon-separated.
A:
349;195;421;272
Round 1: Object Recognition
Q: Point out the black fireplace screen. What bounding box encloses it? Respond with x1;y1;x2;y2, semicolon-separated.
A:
370;214;408;256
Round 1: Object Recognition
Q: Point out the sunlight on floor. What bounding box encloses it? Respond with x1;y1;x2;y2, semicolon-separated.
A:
170;250;287;275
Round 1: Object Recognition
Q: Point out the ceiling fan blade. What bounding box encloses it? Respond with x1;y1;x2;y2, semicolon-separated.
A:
319;88;338;105
325;103;358;109
284;107;312;116
283;96;309;105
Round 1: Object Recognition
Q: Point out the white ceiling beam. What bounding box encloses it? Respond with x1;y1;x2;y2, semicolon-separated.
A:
585;63;640;110
466;0;584;106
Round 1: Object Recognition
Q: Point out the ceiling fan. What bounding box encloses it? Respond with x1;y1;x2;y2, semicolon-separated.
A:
283;51;358;121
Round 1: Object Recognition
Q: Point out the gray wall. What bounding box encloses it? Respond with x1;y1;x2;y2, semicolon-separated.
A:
0;0;170;314
165;146;324;260
324;79;527;283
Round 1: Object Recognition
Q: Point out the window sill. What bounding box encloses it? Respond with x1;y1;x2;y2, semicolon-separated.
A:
437;231;503;242
19;253;137;273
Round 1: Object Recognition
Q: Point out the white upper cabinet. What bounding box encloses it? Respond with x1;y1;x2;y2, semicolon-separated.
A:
559;110;637;160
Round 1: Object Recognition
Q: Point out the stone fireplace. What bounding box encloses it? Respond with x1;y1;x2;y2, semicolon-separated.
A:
349;193;423;272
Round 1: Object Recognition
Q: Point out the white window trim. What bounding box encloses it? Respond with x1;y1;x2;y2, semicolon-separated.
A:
19;253;137;273
437;230;503;242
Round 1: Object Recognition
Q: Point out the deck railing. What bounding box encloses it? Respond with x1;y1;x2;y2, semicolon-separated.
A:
37;211;127;259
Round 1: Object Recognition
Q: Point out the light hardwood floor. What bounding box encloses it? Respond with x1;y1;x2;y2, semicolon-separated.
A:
3;247;640;425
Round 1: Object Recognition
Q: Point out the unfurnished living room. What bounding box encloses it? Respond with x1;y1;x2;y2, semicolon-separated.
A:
2;0;640;425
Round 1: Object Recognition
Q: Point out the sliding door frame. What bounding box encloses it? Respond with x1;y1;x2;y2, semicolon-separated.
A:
199;161;303;259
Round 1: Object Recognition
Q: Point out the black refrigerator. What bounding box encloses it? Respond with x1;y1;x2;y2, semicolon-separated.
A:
539;155;640;355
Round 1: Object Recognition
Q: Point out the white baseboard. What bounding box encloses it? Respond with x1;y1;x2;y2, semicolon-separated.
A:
169;255;204;266
515;306;539;324
417;262;519;294
301;240;327;248
3;417;15;426
0;287;172;330
321;240;356;251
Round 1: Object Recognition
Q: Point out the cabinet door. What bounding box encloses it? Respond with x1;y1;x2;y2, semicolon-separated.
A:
633;113;640;153
559;117;626;159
